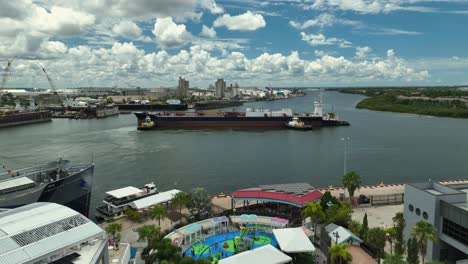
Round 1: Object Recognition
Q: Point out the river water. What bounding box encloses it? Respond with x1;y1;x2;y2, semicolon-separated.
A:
1;91;467;214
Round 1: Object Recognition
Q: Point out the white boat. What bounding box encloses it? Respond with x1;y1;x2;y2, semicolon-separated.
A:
96;183;158;218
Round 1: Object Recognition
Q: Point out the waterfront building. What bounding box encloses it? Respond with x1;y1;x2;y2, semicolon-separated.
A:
215;78;226;98
403;182;468;263
0;202;109;264
178;76;189;97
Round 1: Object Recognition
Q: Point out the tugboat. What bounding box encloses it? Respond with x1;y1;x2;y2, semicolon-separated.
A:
285;117;314;130
137;115;155;130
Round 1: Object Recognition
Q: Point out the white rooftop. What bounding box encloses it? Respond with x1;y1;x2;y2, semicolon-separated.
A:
328;226;363;245
273;227;315;253
0;177;34;192
106;186;142;199
218;244;291;264
131;189;181;210
0;202;106;264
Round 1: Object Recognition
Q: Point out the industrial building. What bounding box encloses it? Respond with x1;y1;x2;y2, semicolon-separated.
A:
215;79;226;98
0;202;110;264
404;182;468;263
178;76;189;97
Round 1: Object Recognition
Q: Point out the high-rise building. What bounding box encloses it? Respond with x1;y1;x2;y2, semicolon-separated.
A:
178;76;189;97
215;78;226;98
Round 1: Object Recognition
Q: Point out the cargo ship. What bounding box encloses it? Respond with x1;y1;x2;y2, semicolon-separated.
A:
0;159;94;217
0;99;51;128
135;98;350;129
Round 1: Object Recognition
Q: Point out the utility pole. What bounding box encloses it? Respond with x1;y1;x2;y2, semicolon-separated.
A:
341;137;350;175
332;231;340;244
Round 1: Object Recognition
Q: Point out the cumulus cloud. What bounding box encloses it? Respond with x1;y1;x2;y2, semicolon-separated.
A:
152;17;192;49
199;25;217;38
300;32;352;48
199;0;224;14
356;46;372;59
31;6;96;36
213;11;266;31
290;13;336;29
112;20;143;39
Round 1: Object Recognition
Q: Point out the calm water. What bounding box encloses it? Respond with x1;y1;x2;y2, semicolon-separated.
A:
1;91;467;216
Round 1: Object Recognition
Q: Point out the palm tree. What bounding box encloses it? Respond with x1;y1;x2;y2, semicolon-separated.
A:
105;223;122;239
301;202;325;241
150;205;168;226
342;171;362;205
330;243;353;264
171;192;191;216
137;225;160;246
411;221;437;264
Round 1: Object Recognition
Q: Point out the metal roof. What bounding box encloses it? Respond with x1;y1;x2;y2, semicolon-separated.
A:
232;183;322;207
0;177;34;191
130;189;181;210
328;226;363;245
0;203;106;264
106;186;142;198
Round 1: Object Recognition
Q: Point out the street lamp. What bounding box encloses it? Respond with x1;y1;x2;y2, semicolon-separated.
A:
341;137;350;175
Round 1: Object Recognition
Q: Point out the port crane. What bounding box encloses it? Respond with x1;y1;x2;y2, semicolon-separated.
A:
1;56;16;89
37;62;56;93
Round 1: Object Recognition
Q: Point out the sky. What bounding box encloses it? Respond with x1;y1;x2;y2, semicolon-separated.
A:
1;0;468;89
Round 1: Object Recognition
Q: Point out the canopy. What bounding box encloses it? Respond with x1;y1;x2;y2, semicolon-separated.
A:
328;226;363;245
273;228;315;253
130;189;181;210
219;244;291;264
106;186;142;199
211;216;229;224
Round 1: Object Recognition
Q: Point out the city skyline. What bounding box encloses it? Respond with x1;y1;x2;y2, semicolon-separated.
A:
1;0;468;88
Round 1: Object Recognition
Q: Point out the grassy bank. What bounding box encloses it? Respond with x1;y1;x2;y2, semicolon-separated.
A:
356;95;468;118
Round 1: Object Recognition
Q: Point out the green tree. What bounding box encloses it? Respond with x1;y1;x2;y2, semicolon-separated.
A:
383;255;409;264
320;191;339;210
386;227;397;255
412;221;438;264
105;223;122;239
150;205;168;226
125;208;142;221
366;227;387;259
137;225;160;246
342;171;362;205
407;237;419;264
325;202;352;227
301;202;325;241
393;212;406;256
188;187;213;220
348;220;362;237
330;243;353;264
171;192;191;216
361;213;369;239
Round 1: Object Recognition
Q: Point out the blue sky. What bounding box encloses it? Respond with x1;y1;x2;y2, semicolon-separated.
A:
1;0;468;88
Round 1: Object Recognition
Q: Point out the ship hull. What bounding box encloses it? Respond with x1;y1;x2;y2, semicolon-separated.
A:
135;112;349;128
0;164;94;216
0;111;52;128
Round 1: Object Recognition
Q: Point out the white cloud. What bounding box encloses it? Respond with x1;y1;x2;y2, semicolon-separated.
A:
112;20;142;39
199;25;217;38
31;6;96;36
290;13;336;29
152;17;192;49
213;11;266;31
199;0;224;14
303;0;439;14
356;46;371;59
300;32;352;48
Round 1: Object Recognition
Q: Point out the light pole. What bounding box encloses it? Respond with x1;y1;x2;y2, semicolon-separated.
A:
341;137;350;175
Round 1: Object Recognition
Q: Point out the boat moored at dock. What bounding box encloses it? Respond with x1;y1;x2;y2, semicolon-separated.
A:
0;158;94;216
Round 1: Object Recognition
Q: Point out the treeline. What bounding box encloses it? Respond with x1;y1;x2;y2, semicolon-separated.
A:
337;87;468;98
356;95;468;118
